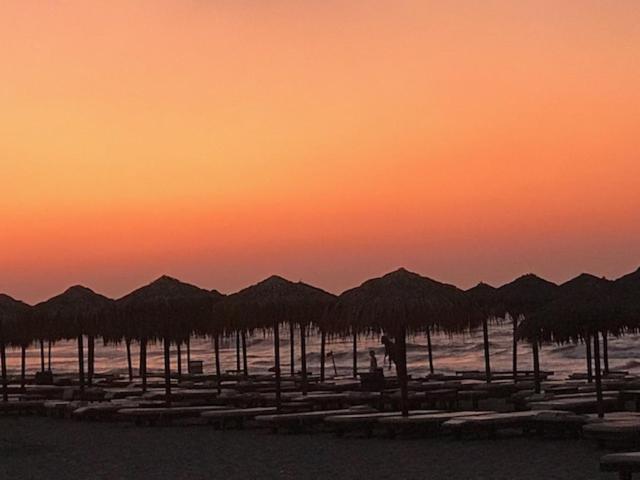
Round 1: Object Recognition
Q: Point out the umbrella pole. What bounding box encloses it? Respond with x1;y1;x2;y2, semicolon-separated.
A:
87;336;95;387
20;345;26;389
274;321;282;411
176;342;182;381
512;314;518;382
1;340;7;402
289;323;295;376
48;340;52;370
320;330;326;382
300;324;307;395
77;334;85;392
593;332;604;418
40;339;45;372
532;340;541;394
482;317;491;383
426;325;434;375
163;336;172;406
125;338;133;381
602;331;609;375
352;332;358;379
585;333;593;383
140;339;147;393
235;332;241;373
186;338;191;370
397;328;409;417
242;331;248;376
214;334;221;393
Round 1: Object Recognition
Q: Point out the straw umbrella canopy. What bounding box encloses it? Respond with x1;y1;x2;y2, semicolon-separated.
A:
33;286;114;391
0;294;32;401
466;282;498;383
214;275;336;406
522;273;618;417
117;276;214;402
331;268;481;416
495;274;558;387
614;267;640;328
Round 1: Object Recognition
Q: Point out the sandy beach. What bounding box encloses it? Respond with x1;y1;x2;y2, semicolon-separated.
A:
0;416;616;479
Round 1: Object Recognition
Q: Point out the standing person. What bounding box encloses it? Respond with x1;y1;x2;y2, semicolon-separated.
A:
369;350;378;373
381;336;396;370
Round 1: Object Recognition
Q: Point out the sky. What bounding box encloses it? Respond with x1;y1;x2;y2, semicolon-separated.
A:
1;1;639;303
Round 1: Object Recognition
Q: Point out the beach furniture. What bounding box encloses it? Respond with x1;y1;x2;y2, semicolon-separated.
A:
201;407;278;429
379;410;494;436
118;405;227;426
323;410;439;437
442;410;564;439
601;452;640;479
254;406;375;433
583;414;640;448
0;400;45;416
528;393;620;414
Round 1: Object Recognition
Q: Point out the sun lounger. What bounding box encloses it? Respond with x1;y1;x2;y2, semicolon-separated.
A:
118;405;227;426
255;406;375;433
528;394;620;414
443;410;563;438
379;411;494;435
324;410;440;437
601;452;640;479
0;400;46;416
583;417;640;448
201;407;278;429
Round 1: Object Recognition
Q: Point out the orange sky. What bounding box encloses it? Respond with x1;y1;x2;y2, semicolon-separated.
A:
1;1;639;303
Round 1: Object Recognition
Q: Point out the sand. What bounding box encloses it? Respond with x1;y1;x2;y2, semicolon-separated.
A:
0;417;618;479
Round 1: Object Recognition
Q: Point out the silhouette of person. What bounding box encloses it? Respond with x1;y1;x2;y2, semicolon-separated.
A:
381;335;396;370
369;349;378;373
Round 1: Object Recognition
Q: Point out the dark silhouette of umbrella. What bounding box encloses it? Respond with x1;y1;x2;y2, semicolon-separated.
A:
0;294;32;401
117;276;214;402
521;273;618;417
33;286;114;391
331;268;481;416
213;275;335;408
466;282;498;383
495;274;558;389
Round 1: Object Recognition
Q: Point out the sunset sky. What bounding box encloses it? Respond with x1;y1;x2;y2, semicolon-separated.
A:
1;1;639;303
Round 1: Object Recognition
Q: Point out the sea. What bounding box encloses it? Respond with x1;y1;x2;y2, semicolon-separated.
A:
3;323;639;380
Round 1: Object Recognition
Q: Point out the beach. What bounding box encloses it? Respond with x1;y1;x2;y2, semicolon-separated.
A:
0;416;614;479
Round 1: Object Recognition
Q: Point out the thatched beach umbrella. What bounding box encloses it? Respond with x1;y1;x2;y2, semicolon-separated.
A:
523;274;618;417
214;275;335;408
614;267;640;372
495;274;558;388
0;295;32;401
117;276;214;403
332;268;481;416
33;286;114;391
466;282;498;383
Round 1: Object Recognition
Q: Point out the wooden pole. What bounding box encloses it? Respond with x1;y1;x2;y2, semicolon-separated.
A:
140;339;147;392
482;317;491;383
20;345;26;389
40;339;45;372
77;335;85;392
214;334;221;384
163;336;172;406
397;327;409;417
289;323;295;376
274;321;281;411
0;340;7;402
125;338;133;381
242;331;248;376
87;336;95;386
426;325;434;375
320;330;326;382
602;331;609;375
512;314;518;382
585;333;593;383
176;342;182;380
47;340;52;370
235;332;241;373
186;338;191;371
300;324;308;395
532;340;541;394
593;332;604;418
352;332;358;378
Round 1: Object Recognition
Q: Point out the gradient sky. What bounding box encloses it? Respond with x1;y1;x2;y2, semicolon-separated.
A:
1;1;639;303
